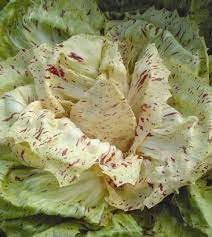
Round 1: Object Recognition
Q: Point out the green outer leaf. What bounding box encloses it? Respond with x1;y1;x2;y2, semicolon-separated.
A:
33;223;81;237
98;0;191;19
1;166;107;224
173;172;212;236
0;0;105;60
209;55;212;84
189;0;212;54
0;84;37;144
169;67;212;157
141;7;209;80
87;213;142;237
0;153;36;221
0;215;63;237
0;48;35;97
106;18;201;77
152;205;207;237
0;0;8;10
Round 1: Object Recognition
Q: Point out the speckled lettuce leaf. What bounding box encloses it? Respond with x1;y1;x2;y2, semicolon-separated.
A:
70;76;136;152
106;101;211;211
0;84;37;143
0;0;105;60
0;165;107;224
173;172;212;236
105;66;211;211
7;101;141;188
141;7;209;79
0;48;35;97
106;7;209;82
28;34;129;116
128;44;171;152
0;154;36;221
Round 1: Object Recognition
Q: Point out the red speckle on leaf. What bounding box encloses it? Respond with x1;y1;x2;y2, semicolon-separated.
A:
2;112;19;122
54;85;64;89
76;135;86;146
34;127;44;140
163;112;177;117
152;78;162;81
170;157;175;162
140;117;144;123
47;65;64;78
139;125;143;130
140;104;151;112
20;127;27;133
121;162;128;168
68;159;80;167
100;147;113;165
180;145;187;154
111;163;117;168
159;183;163;191
62;148;68;156
69;52;84;62
147;182;154;188
138;73;148;88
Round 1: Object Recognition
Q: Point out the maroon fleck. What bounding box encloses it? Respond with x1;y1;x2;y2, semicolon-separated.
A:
69;52;84;62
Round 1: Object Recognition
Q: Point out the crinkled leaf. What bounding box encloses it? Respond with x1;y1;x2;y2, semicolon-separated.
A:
106;7;209;82
141;7;209;79
0;0;105;60
169;67;212;156
128;44;171;152
1;166;107;224
189;0;212;54
0;84;37;143
0;154;36;220
33;223;81;237
0;215;63;237
106;19;200;77
29;35;130;115
98;0;191;19
87;213;142;237
7;101;141;187
173;172;212;236
152;205;206;237
0;48;35;96
99;39;129;95
106;101;210;210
